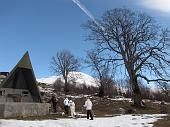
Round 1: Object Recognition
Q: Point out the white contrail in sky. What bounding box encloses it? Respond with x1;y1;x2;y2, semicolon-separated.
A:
71;0;102;29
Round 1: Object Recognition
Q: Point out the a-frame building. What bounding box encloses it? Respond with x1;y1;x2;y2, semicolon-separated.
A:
0;52;42;103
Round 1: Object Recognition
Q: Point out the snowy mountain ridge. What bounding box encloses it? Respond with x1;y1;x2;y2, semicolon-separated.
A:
37;72;99;88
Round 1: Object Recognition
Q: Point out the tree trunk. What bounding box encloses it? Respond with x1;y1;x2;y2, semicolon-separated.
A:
98;81;104;97
64;77;69;94
99;85;104;97
131;75;142;107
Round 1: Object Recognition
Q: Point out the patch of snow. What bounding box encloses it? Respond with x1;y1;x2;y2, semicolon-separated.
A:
38;86;54;94
152;101;170;105
0;114;166;127
110;97;132;102
66;94;92;99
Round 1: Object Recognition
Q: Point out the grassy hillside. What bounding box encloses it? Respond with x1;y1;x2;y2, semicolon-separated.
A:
47;95;170;118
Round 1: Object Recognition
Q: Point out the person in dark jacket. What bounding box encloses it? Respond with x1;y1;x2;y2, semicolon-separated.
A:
50;94;58;112
160;101;167;114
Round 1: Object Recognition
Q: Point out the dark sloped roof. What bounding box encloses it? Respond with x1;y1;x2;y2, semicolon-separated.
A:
0;52;42;102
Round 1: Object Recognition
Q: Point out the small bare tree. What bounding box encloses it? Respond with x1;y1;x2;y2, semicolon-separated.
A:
102;77;116;97
83;8;170;107
51;50;80;93
157;82;170;98
85;50;114;97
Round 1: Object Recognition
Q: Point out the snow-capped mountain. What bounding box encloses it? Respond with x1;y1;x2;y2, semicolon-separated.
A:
37;76;59;85
37;72;99;88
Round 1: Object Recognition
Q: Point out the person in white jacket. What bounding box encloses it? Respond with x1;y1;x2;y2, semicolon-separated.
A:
84;96;93;120
64;97;69;115
69;100;76;118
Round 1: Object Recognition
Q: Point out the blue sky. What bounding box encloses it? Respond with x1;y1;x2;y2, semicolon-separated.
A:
0;0;170;78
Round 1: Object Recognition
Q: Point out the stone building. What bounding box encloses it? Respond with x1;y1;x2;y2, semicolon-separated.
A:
0;52;50;118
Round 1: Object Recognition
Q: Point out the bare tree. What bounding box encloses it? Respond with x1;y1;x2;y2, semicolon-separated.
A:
85;50;113;97
157;82;170;98
102;77;116;97
51;50;80;93
83;8;170;107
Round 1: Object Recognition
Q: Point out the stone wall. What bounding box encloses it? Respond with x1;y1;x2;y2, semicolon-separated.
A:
0;88;33;102
0;102;50;118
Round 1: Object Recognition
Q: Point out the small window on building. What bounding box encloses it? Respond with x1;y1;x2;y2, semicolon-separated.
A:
0;91;2;96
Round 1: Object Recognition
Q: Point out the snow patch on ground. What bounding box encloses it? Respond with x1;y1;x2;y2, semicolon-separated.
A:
38;86;54;94
110;97;133;102
0;114;166;127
